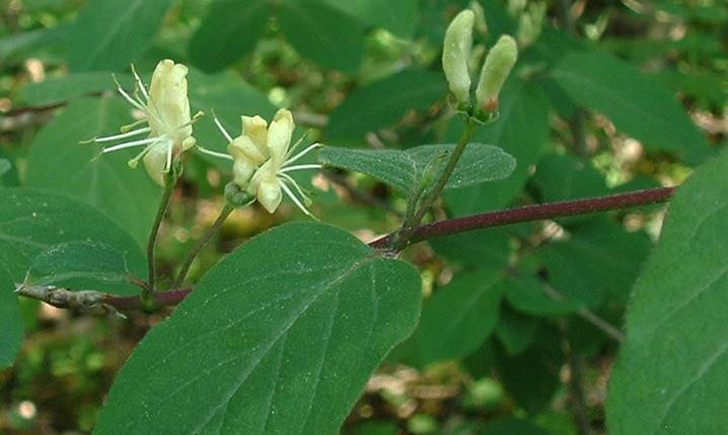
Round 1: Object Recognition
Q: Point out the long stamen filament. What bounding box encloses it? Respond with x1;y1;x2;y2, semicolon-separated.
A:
101;137;159;153
280;164;322;173
165;142;173;173
130;64;149;101
195;146;234;161
112;74;146;112
212;114;233;143
85;127;151;144
284;143;322;166
279;173;312;203
128;138;164;168
279;180;315;218
121;119;149;133
285;132;310;159
176;111;205;130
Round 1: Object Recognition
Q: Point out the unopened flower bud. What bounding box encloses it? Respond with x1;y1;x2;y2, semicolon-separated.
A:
442;10;475;104
476;35;518;112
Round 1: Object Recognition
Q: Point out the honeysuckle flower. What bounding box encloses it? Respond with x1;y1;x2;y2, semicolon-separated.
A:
199;109;321;217
85;59;201;185
475;35;518;112
442;10;475;104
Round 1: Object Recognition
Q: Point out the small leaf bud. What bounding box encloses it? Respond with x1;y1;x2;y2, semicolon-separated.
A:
469;1;488;37
475;35;518;112
442;10;475;104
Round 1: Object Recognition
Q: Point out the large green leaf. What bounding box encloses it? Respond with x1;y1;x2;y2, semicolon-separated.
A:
0;267;23;369
430;228;511;269
68;0;176;71
607;151;728;435
318;143;515;195
94;222;422;435
26;97;160;245
551;51;711;163
326;69;447;141
445;78;550;215
189;0;270;73
415;269;505;364
0;188;146;295
276;0;365;73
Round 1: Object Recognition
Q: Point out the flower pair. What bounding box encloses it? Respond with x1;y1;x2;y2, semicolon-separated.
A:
89;59;320;216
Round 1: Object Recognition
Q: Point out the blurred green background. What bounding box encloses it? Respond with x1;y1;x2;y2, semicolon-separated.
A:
1;0;726;433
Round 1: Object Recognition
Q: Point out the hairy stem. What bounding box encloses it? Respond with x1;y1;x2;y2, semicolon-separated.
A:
371;187;675;250
172;203;234;288
144;176;176;302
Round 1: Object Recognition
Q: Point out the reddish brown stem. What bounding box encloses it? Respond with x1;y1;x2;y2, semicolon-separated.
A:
77;187;677;312
105;288;191;311
369;186;676;249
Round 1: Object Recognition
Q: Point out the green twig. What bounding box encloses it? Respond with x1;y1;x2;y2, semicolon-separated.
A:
172;202;234;288
144;175;176;303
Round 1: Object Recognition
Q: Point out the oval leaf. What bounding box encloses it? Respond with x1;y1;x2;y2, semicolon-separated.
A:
94;222;422;435
607;150;728;435
0;188;146;295
319;143;515;194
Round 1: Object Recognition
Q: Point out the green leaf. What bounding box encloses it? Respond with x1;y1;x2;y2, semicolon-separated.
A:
505;275;579;316
495;307;539;356
496;328;563;415
446;78;550;216
276;0;365;73
327;69;447;141
68;0;176;71
430;228;511;269
532;153;609;203
481;418;551;435
607;150;728;435
94;222;422;435
0;267;23;369
415;269;505;364
0;188;146;296
26;97;160;245
318;143;515;194
316;0;418;38
19;73;133;106
540;217;652;308
551;51;711;163
189;0;270;73
27;241;141;294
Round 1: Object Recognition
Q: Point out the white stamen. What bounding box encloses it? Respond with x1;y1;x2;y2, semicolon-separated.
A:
120;119;149;133
284;143;322;166
90;127;151;143
213;115;233;143
195;146;234;161
279;173;312;202
280;181;315;218
286;132;309;158
280;164;322;173
101;137;159;153
112;74;146;112
131;64;149;101
128;138;164;168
